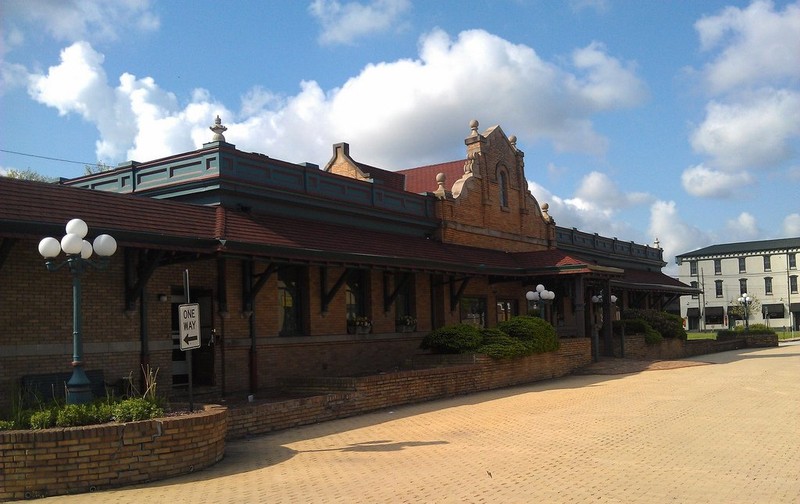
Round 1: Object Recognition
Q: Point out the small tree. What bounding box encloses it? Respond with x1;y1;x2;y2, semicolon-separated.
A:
727;294;761;328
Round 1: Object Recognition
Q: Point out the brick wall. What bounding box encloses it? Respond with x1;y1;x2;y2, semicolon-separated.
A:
0;404;226;501
605;333;777;360
227;338;591;439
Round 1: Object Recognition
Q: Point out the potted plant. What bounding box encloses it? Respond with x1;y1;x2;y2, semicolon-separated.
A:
348;316;372;335
396;314;417;333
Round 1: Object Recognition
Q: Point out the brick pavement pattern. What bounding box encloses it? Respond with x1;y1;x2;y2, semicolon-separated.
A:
41;344;800;503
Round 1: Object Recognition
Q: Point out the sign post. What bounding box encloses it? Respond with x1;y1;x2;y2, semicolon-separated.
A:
179;270;198;411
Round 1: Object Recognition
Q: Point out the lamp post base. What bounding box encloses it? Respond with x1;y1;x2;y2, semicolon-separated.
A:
66;366;93;405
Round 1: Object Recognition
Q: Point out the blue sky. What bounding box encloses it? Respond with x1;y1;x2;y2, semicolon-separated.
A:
2;0;799;274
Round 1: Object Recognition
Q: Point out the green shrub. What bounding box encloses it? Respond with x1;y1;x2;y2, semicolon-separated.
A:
113;398;164;422
477;328;531;359
55;404;95;427
29;408;57;430
497;316;559;354
614;318;662;345
742;324;776;334
622;309;686;340
420;324;483;354
0;419;17;431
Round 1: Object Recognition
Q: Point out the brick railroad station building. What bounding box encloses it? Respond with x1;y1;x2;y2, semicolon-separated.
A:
0;118;694;410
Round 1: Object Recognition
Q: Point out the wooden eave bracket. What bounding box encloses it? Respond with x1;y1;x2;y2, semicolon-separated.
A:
242;260;279;314
0;238;17;271
383;272;412;312
320;267;351;313
125;249;165;312
450;276;470;311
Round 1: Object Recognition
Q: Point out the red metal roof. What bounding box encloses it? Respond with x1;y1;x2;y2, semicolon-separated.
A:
398;160;465;194
1;177;585;275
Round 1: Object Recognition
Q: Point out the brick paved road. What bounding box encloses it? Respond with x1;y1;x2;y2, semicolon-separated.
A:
42;344;800;503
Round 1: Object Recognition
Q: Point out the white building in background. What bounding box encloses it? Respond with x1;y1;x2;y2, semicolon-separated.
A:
675;238;800;332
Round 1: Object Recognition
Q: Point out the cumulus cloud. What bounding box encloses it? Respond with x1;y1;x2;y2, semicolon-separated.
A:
685;0;800;200
309;0;411;45
24;29;646;169
783;213;800;235
690;89;800;170
724;212;760;241
696;0;800;94
680;164;754;198
648;200;712;273
2;0;159;43
528;172;650;244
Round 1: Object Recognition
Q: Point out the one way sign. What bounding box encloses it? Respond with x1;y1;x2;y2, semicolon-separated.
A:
178;303;201;351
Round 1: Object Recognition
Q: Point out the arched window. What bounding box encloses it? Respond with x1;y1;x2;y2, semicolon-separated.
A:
498;171;509;207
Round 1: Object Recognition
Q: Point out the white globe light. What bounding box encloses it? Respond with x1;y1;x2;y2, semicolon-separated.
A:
65;218;88;238
38;237;61;258
529;291;540;301
591;295;600;303
610;295;618;303
525;291;536;301
80;240;93;259
536;284;545;293
61;233;84;255
93;234;117;257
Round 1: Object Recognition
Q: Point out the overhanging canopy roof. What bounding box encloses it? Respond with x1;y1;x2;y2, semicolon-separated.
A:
610;269;697;295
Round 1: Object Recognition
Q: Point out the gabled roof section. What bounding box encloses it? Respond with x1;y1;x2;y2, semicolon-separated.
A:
323;142;405;191
398;160;465;194
676;237;800;260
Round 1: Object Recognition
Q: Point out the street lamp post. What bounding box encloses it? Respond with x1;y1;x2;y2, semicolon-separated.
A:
591;292;617;359
38;219;117;405
526;284;556;321
737;293;752;331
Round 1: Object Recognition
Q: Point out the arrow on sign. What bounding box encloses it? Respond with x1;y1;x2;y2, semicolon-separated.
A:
183;334;198;346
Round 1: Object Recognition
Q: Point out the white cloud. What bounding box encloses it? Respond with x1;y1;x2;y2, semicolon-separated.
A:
690;89;800;170
24;30;646;169
569;0;610;14
569;42;647;111
783;213;800;235
2;0;159;43
648;200;713;273
680;164;754;198
574;171;651;209
528;173;649;244
724;212;760;241
696;0;800;94
309;0;411;45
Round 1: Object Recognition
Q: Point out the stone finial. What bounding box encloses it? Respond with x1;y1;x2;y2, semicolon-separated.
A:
469;119;479;137
654;237;661;249
542;202;554;223
509;135;517;149
210;115;227;142
434;172;447;199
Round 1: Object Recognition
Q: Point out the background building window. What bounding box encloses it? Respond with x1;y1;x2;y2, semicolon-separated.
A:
715;280;723;298
791;275;798;294
691;281;699;298
764;277;773;295
763;255;771;271
738;257;746;273
739;278;747;294
790;254;797;270
690;260;697;276
278;266;304;337
714;259;722;275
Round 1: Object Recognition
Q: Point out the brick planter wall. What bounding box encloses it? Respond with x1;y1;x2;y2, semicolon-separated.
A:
0;404;227;501
607;333;778;360
227;338;591;439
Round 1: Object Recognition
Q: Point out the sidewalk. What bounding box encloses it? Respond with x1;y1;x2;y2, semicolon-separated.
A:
41;344;800;503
